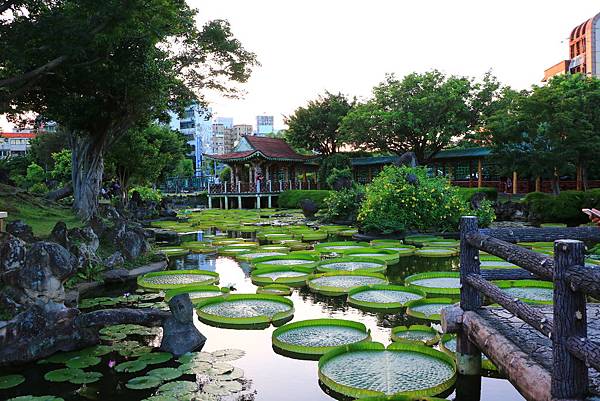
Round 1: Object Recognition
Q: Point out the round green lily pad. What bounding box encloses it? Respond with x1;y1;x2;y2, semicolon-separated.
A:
65;355;101;369
0;374;25;389
347;285;425;311
157;380;198;396
115;360;148;373
137;270;219;290
138;352;173;364
251;266;313;287
415;248;458;258
405;272;461;296
69;371;102;384
307;272;388;296
405;298;455;321
212;367;244;381
147;367;183;381
317;257;387;274
256;284;293;296
211;348;246;362
391;325;440;346
126;375;163;390
203;380;243;396
44;368;84;382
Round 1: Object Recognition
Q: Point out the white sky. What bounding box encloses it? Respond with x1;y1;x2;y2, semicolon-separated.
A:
2;1;599;131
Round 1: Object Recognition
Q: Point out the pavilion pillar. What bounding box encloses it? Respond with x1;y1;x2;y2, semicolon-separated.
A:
512;171;518;195
576;165;582;191
477;159;483;188
442;162;447;177
469;160;473;188
248;166;253;183
535;177;541;192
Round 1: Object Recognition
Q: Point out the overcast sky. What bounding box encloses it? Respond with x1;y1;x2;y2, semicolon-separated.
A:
2;1;599;131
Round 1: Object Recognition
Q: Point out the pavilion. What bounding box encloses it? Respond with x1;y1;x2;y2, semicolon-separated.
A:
203;135;318;208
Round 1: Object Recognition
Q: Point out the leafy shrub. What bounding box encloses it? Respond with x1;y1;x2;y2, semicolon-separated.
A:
473;199;496;228
50;149;72;185
358;165;475;234
129;186;163;203
11;162;47;192
220;166;231;182
318;154;351;188
326;167;354;190
322;185;365;224
456;187;498;202
29;182;49;194
525;190;594;225
278;190;332;208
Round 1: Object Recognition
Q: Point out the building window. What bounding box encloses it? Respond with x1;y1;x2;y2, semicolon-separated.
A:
180;121;195;130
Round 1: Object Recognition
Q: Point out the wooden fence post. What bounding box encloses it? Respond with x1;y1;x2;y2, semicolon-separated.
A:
552;240;588;400
458;216;482;375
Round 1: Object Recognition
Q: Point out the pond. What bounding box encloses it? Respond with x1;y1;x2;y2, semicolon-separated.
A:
0;221;527;401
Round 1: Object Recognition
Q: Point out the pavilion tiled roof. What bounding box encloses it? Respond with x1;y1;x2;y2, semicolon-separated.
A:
205;136;314;162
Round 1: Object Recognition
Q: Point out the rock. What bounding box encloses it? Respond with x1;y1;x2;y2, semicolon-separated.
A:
105;220;151;261
146;228;179;245
160;294;206;356
102;268;129;282
0;232;26;273
6;220;35;242
104;251;124;269
495;201;529;222
98;204;122;221
69;226;99;253
299;199;319;219
49;221;69;248
3;242;76;310
121;230;148;260
159;208;177;218
331;176;353;191
70;242;102;271
470;192;487;210
395;151;418;168
89;215;109;238
406;173;419;186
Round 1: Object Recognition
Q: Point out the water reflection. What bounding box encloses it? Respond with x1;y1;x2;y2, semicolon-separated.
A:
174;251;525;401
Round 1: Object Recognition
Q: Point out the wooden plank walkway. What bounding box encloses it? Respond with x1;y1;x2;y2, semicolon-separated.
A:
468;305;600;399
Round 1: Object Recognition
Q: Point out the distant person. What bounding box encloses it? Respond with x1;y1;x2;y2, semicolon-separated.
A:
506;177;512;194
214;175;220;185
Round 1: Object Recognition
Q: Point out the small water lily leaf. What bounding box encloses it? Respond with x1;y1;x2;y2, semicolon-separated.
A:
42;351;80;364
212;367;244;381
203;380;242;396
178;361;212;375
7;396;65;401
138;352;173;364
147;367;182;381
176;352;214;364
87;344;114;356
158;380;197;396
44;368;84;382
126;375;162;390
141;396;179;401
0;374;25;389
100;332;127;341
69;371;103;384
211;349;245;362
206;362;234;376
114;360;148;373
66;355;101;369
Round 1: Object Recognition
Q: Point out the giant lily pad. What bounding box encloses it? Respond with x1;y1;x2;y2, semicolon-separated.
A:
196;294;294;329
318;342;456;398
347;285;425;311
314;241;370;254
251;266;313;287
256;284;293;296
272;318;370;359
405;298;454;321
317;257;387;274
391;325;440;346
414;248;458;258
236;252;287;262
307;272;388;296
405;272;460;296
342;249;400;265
495;280;553;304
164;285;225;302
137;270;219;290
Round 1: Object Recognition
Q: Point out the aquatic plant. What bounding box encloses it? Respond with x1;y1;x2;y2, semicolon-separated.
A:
405;298;455;321
347;285;425;311
495;280;554;304
317;257;387;274
164;285;226;302
414;248;458;258
318;342;456;398
341;249;400;265
251;266;314;287
196;294;294;329
405;272;460;296
272;319;370;359
390;325;440;346
307;271;388;296
137;270;219;290
256;284;293;296
314;241;370;254
0;374;25;389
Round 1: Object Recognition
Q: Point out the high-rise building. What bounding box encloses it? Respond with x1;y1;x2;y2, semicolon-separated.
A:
0;132;36;159
216;117;234;129
168;103;212;176
256;115;274;136
210;123;226;155
544;11;600;81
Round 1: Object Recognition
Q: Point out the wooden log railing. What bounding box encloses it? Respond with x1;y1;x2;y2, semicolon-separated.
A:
453;216;600;401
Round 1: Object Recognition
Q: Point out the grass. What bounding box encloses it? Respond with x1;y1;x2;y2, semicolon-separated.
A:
0;184;82;237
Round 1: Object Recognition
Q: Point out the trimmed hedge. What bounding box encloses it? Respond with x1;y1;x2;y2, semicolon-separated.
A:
456;187;498;202
277;190;332;208
524;189;600;225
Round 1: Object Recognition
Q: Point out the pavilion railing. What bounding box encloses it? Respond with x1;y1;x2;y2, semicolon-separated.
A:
206;179;319;195
447;216;600;400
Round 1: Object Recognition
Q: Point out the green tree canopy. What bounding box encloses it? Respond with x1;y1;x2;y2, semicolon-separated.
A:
340;71;500;163
104;124;190;198
1;1;258;219
285;91;355;155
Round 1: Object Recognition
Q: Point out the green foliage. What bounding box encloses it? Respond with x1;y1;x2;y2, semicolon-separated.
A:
50;149;72;185
341;71;501;162
358;166;468;234
456;187;498;202
220;167;231;182
285;92;355;155
129;186;162;203
277;190;332;209
12;162;47;192
326;167;353;189
524;190;600;225
318;153;351;188
488;74;600;193
473;199;496;228
76;262;105;282
173;158;194;179
322;186;365;224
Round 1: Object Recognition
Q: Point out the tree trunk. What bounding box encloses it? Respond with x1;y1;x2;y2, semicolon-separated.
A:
582;165;589;191
551;168;560;195
71;135;106;221
46;184;73;202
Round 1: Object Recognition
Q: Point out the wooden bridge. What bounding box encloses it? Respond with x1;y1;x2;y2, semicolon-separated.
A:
442;217;600;401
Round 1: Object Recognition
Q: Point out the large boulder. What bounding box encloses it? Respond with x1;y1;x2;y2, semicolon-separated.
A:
107;220;151;261
104;251;124;269
6;220;35;243
495;201;529;222
69;226;99;253
160;294;206;356
0;232;26;273
3;242;76;310
300;199;319;219
49;221;69;248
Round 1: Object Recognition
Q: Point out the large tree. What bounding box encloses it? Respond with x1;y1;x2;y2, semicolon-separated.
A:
340;71;500;163
1;1;257;220
488;74;600;194
284;91;355;155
